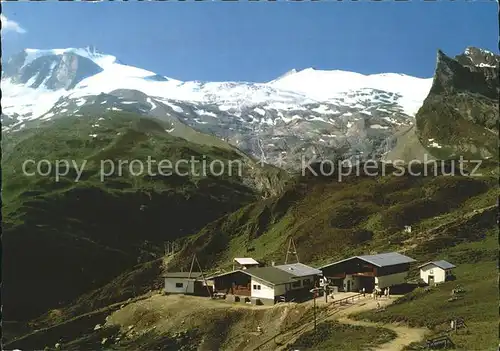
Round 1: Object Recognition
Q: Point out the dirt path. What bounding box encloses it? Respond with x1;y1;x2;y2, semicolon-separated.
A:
272;298;373;351
274;296;428;351
336;317;428;351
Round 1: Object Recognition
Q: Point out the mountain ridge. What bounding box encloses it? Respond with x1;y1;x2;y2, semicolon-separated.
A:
2;46;436;169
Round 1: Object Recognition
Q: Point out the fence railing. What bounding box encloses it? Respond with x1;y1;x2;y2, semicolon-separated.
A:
252;292;364;350
329;293;364;307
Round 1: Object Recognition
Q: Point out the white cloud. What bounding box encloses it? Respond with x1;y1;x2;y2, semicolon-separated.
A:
1;15;27;34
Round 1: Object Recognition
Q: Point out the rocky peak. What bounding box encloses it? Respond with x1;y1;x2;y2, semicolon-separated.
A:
456;47;500;68
415;47;499;161
3;49;103;90
431;48;499;99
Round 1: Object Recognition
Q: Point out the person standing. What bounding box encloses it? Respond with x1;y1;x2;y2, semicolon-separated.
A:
387;286;391;299
362;287;366;297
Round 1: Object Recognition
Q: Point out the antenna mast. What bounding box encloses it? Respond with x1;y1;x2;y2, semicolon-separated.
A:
284;237;300;264
187;254;212;298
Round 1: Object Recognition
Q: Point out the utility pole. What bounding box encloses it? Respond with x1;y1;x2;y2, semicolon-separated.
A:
164;241;179;256
310;285;320;332
164;241;171;256
314;289;317;332
320;277;334;303
324;281;328;303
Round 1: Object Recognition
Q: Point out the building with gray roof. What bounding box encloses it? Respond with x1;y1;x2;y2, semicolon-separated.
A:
418;260;456;285
319;252;416;292
274;262;323;277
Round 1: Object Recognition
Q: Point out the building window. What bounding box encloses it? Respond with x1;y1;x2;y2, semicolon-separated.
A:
303;279;311;286
292;280;301;288
175;283;184;288
429;269;434;274
253;284;261;290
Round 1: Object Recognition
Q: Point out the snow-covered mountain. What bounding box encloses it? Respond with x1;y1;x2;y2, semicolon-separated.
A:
2;46;434;168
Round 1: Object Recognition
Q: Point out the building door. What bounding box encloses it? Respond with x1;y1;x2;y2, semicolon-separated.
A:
347;280;351;292
359;277;375;292
428;276;434;286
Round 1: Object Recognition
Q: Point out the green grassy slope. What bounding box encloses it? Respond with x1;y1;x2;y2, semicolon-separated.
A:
289;320;398;351
168;162;498;273
352;228;498;350
1;111;287;323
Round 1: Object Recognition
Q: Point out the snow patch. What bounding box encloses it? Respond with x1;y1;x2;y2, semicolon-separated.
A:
218;105;232;112
41;112;55;120
14;123;26;131
282;115;303;123
164;102;184;113
370;124;388;129
311;105;331;114
194;109;218;118
75;98;86;107
254;107;266;116
146;97;157;109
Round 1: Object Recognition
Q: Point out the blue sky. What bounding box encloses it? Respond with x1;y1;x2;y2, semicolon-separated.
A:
2;1;498;82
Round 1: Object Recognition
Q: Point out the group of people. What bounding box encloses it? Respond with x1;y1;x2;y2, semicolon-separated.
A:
360;286;391;299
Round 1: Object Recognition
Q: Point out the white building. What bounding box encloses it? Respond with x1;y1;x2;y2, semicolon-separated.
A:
233;257;260;270
319;252;416;292
209;263;322;304
418;260;456;285
163;272;210;295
